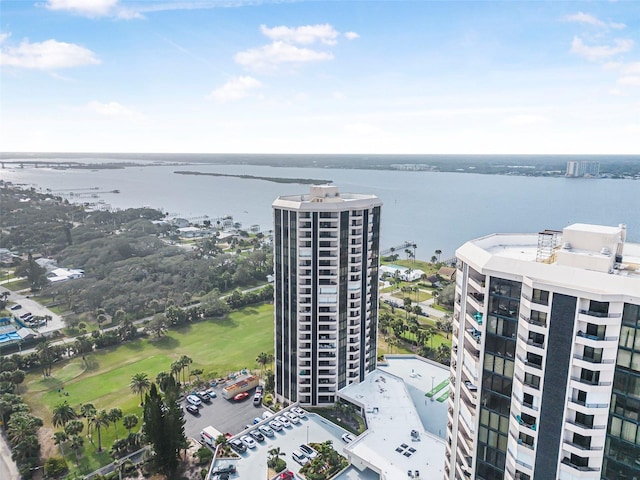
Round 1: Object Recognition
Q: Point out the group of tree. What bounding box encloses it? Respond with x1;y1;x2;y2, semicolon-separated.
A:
299;440;349;480
0;392;42;477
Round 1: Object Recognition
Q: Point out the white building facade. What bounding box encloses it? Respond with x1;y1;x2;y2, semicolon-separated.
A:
272;185;382;406
446;223;640;480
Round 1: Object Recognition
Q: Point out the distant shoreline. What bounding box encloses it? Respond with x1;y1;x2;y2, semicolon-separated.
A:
174;170;333;185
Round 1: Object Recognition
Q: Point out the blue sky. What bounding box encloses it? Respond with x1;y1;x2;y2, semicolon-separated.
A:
1;0;638;154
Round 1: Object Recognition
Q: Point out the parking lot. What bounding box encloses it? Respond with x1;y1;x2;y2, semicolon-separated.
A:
210;412;352;480
182;385;269;441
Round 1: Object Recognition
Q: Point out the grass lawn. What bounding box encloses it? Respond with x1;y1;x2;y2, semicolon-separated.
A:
381;259;439;275
23;303;275;475
391;289;433;303
4;278;30;291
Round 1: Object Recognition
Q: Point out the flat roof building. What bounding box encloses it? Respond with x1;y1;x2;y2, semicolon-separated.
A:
272;185;382;406
446;223;640;480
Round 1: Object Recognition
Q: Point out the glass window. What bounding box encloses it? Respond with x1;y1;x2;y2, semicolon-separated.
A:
532;289;549;305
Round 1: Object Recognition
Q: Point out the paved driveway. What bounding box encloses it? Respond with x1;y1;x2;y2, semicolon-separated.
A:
0;285;65;334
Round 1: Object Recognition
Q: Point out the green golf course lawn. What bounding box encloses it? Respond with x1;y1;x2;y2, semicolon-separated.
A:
23;303;274;474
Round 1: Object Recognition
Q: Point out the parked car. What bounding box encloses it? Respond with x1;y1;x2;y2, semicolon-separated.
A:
276;415;291;428
292;449;309;465
196;391;212;403
186;395;202;406
229;439;246;453
255;385;263;395
258;425;274;437
213;464;236;475
253;417;262;424
185;404;199;415
205;388;217;398
286;412;300;424
278;471;294;480
299;444;318;459
249;429;264;442
9;304;22;311
253;393;262;405
269;420;283;431
292;407;307;418
233;392;249;401
341;433;354;443
20;312;32;319
240;435;256;449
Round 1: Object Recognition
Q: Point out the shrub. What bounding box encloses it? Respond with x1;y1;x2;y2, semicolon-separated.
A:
44;457;68;478
195;446;213;465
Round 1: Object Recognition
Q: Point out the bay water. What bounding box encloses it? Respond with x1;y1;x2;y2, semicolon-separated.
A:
2;162;638;258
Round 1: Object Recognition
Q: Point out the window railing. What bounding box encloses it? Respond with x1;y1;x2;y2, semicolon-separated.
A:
572;354;614;364
570;376;612;387
561;457;600;472
576;331;618;342
568;398;608;409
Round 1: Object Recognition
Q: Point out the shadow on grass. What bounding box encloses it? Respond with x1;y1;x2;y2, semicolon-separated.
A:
123;339;144;351
38;375;64;392
153;336;180;349
84;357;100;371
210;317;239;328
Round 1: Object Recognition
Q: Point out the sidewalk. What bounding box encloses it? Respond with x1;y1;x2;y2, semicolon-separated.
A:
0;433;20;480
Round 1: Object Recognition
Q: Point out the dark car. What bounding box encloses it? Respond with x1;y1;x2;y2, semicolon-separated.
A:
20;312;32;319
249;430;264;442
196;391;212;403
213;464;236;475
185;404;199;415
229;439;246;453
9;304;22;311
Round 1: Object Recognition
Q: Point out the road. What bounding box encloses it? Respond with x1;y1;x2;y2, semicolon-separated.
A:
0;433;20;480
380;291;447;319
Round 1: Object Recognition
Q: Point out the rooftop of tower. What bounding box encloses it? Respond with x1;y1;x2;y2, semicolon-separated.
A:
457;223;640;289
273;185;382;210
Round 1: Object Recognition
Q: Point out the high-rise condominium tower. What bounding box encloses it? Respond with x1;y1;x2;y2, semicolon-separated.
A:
446;223;640;480
272;185;382;406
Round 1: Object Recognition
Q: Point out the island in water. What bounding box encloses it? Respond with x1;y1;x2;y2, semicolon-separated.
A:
174;170;333;185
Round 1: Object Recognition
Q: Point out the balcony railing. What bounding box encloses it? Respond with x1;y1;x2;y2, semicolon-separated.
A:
576;331;618;342
573;354;614;364
569;398;608;409
570;376;612;387
579;310;621;319
566;419;606;430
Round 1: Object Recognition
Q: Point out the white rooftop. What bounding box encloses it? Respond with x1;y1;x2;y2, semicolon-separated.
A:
339;366;446;480
273;185;382;211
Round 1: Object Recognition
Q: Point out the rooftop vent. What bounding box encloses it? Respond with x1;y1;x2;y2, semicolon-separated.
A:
562;242;572;250
601;247;611;256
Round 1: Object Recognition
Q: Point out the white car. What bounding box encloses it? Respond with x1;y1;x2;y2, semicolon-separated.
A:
292;407;307;418
341;433;354;443
292;449;309;465
186;394;202;406
240;435;256;449
258;425;274;437
299;443;318;459
276;415;291;428
286;412;300;424
269;420;283;431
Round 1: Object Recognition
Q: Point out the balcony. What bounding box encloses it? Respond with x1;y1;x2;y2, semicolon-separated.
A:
570;376;612;388
576;331;618;346
568;398;608;410
560;457;600;472
514;414;537;431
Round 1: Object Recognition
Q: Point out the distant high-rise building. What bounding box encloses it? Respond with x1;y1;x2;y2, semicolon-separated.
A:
446;223;640;480
272;185;382;406
566;161;600;177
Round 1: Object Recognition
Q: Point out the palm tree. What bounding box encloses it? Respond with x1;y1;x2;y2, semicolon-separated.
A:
64;420;84;437
130;373;151;406
52;400;76;428
70;434;84;462
256;352;269;377
53;431;68;456
36;340;55;376
108;408;123;439
435;249;442;262
170;361;182;384
90;409;110;452
122;414;139;435
179;355;192;384
267;446;285;470
79;403;96;433
156;371;171;392
7;413;42;445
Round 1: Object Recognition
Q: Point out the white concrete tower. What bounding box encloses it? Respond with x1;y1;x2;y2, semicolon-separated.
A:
445;223;640;480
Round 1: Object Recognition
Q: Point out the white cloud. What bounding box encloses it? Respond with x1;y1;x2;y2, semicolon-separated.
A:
235;41;333;71
565;12;625;29
207;76;262;102
260;24;339;45
504;114;550;126
46;0;117;17
0;35;100;69
344;31;360;40
621;62;640;75
87;101;137;116
618;76;640;87
570;36;634;61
